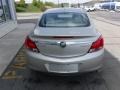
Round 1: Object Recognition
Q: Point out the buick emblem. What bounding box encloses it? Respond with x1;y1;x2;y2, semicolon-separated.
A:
60;42;66;48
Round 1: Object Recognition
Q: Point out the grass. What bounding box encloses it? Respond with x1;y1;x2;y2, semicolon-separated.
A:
16;7;26;12
25;5;42;12
16;4;42;13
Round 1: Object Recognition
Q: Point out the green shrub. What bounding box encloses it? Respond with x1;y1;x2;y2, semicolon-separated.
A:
45;2;55;7
25;4;41;12
15;0;56;13
32;0;38;6
19;0;26;7
16;7;26;12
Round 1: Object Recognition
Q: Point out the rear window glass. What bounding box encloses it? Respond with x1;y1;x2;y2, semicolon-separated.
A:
39;12;90;27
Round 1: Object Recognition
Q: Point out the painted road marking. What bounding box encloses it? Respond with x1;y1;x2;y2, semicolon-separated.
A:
2;71;22;80
11;62;26;69
2;48;26;80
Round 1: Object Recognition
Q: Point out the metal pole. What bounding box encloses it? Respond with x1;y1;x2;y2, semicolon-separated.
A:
78;0;79;8
58;0;59;7
68;0;71;8
110;2;111;10
110;0;113;10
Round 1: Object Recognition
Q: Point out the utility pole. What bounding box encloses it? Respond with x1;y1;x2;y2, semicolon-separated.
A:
68;0;71;8
58;0;60;7
78;0;80;8
110;0;112;10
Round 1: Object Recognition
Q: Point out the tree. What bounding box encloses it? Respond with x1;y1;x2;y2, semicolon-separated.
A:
45;2;55;7
36;0;41;8
37;0;46;11
32;0;38;6
19;0;25;7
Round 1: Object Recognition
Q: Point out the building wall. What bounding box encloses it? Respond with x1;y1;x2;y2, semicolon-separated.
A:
0;0;17;38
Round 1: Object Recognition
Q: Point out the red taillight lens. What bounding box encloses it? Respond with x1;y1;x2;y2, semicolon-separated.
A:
25;36;39;52
89;36;104;53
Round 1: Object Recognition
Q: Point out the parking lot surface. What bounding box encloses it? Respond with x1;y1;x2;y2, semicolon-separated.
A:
90;11;120;22
0;48;108;90
0;12;120;90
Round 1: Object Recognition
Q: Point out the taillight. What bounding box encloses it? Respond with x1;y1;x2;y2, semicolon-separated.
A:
89;36;104;53
25;36;39;52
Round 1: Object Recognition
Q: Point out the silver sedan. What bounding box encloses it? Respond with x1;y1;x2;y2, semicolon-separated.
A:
24;8;104;74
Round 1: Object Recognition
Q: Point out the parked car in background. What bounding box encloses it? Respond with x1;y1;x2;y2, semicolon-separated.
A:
94;3;102;10
25;8;104;75
116;2;120;12
94;2;120;11
84;6;96;12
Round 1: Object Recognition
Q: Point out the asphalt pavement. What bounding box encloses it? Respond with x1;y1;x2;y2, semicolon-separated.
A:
90;11;120;22
90;11;120;26
0;48;108;90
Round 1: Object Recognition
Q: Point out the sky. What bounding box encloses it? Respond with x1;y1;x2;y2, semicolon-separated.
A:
15;0;92;4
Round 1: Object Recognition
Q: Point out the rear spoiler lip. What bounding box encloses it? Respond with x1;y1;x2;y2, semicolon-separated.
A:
32;35;95;39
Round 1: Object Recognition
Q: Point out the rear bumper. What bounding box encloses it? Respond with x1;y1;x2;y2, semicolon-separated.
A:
26;49;104;74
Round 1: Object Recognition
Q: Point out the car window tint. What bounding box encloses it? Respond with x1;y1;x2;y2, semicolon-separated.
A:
39;12;90;27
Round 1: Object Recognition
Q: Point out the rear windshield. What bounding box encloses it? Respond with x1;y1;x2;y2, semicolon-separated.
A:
39;12;90;27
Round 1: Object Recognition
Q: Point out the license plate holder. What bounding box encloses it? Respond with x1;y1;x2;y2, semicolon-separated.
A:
45;64;78;73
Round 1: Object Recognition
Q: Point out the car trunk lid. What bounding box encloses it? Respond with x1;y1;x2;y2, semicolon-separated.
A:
33;26;98;57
